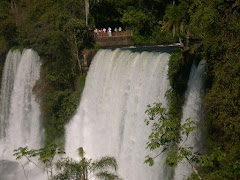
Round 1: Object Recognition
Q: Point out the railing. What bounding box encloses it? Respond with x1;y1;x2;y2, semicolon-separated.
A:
94;30;133;39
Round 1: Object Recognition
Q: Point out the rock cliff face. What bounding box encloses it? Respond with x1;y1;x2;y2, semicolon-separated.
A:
83;49;96;67
95;36;133;47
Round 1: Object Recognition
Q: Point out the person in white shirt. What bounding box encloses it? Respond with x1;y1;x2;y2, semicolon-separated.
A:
107;27;112;36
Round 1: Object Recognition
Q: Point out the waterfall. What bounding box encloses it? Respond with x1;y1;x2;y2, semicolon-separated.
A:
0;49;21;139
174;59;206;180
0;47;206;179
65;48;172;180
0;49;43;180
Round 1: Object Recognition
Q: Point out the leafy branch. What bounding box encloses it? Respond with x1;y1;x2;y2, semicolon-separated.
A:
13;144;65;179
14;145;121;180
144;102;202;179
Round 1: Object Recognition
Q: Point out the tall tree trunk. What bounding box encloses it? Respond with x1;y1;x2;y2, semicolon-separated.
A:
85;0;89;27
10;0;18;25
186;28;190;48
10;0;17;9
73;34;83;75
186;157;202;180
173;23;176;37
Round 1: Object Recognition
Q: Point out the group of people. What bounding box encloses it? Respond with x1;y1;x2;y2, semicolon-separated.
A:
94;27;122;37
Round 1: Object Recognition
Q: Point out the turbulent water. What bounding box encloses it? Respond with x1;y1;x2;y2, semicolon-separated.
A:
0;49;43;180
174;59;206;180
65;48;173;180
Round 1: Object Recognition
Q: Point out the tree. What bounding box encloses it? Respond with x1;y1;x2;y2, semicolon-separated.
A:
188;0;240;179
14;144;65;179
14;145;121;180
144;102;202;179
53;147;120;180
85;0;89;27
121;6;157;43
163;4;184;38
62;17;86;75
12;0;90;145
0;0;18;55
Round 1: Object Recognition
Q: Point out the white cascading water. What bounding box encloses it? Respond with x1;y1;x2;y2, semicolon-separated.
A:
174;59;206;180
0;49;21;139
65;48;173;180
0;49;43;180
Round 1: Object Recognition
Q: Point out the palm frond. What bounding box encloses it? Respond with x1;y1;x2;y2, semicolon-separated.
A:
95;171;121;180
91;156;118;172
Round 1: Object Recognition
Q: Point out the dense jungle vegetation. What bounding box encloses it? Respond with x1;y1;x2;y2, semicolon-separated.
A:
0;0;240;179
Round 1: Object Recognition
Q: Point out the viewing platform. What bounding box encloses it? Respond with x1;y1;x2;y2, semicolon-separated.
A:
94;30;134;47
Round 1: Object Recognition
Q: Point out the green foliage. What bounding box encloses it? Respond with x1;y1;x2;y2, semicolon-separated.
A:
187;0;240;179
165;146;199;168
11;46;25;53
94;43;102;51
91;156;118;172
78;147;85;159
91;0;123;28
95;171;120;180
198;147;240;179
144;102;198;169
91;0;168;34
162;1;240;178
53;157;84;180
151;25;176;45
18;0;90;57
14;144;65;164
0;1;18;56
145;103;179;150
53;147;120;180
144;102;205;179
165;146;180;167
167;50;193;119
14;144;65;178
163;4;184;37
0;0;91;146
36;74;86;145
121;7;156;35
168;51;192;95
91;0;169;44
14;145;120;180
22;0;90;146
163;1;193;39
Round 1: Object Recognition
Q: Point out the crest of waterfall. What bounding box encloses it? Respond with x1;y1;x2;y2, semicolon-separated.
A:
0;49;44;180
174;59;207;180
65;48;172;180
